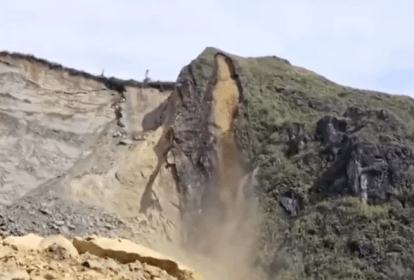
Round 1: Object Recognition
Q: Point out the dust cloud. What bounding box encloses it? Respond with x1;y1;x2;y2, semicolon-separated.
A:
175;53;264;280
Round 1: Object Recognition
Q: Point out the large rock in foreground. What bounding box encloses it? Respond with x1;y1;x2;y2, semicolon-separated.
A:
1;233;205;280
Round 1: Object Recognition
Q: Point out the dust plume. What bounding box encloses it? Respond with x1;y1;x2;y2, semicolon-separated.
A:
179;53;264;280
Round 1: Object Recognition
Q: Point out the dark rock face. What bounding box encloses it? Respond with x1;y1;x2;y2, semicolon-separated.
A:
316;111;414;202
279;192;300;216
174;66;215;194
172;52;247;251
285;123;309;157
171;63;217;245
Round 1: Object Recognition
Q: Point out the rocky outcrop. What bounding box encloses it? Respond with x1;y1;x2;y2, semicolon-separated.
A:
171;51;253;251
317;113;407;201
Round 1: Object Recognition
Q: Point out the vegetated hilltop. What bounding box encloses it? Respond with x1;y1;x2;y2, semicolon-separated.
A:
181;47;414;279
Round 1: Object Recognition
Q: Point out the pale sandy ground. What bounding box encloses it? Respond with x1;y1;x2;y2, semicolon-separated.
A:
0;234;204;280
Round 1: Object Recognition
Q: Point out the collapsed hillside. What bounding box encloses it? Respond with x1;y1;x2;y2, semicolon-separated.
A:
0;51;211;280
0;50;260;280
2;47;414;280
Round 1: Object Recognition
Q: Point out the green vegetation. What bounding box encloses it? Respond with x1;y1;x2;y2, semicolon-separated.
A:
189;47;414;279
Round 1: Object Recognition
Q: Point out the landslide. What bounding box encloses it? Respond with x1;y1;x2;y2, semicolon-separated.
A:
0;51;207;278
3;46;414;280
183;47;414;279
0;50;259;280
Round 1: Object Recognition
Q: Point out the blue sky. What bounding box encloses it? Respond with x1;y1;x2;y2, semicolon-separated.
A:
1;0;413;97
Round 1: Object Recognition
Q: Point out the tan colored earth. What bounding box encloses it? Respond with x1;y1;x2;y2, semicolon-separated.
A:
0;234;203;280
0;51;262;280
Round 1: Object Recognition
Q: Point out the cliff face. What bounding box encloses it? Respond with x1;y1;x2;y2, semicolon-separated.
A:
2;47;414;280
0;53;114;205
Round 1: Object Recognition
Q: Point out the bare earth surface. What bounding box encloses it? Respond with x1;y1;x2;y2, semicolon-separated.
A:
0;234;203;280
0;53;213;280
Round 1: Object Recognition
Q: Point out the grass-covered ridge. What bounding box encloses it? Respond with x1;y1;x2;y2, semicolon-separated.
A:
187;47;414;279
190;47;414;156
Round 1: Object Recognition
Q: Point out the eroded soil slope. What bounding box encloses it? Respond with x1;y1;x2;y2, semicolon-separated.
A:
0;51;238;280
0;52;181;243
0;55;114;205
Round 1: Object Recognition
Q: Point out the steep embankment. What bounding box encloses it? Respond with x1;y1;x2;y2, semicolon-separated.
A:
0;51;209;280
0;52;182;246
176;47;414;279
0;51;173;205
0;53;113;205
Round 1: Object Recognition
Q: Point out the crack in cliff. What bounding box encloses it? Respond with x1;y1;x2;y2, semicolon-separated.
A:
170;51;261;280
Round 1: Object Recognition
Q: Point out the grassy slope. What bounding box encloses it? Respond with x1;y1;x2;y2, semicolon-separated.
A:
189;47;414;279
